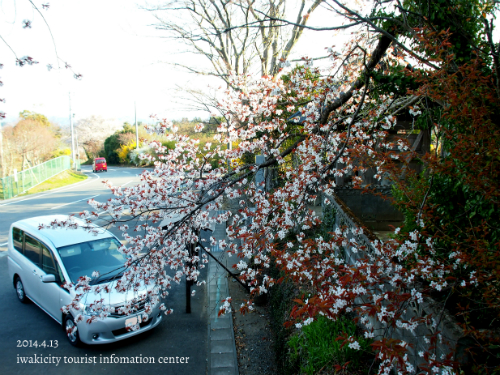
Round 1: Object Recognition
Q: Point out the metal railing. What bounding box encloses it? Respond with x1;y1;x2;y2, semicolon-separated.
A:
0;156;72;200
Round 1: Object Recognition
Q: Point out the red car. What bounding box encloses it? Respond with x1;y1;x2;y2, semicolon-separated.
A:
93;157;108;173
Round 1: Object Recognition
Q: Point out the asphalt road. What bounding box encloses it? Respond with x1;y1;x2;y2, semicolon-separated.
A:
0;166;208;375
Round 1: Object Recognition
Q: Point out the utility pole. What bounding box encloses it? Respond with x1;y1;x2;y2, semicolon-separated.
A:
69;92;75;170
135;101;139;150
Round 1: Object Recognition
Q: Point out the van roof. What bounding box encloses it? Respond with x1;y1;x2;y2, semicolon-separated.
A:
12;215;114;248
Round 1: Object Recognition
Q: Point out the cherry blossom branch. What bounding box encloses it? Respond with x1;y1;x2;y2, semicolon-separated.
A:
27;0;60;69
197;240;250;292
320;53;371;175
320;33;393;124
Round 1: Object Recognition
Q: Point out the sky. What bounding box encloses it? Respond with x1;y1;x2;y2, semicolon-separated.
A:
0;0;339;127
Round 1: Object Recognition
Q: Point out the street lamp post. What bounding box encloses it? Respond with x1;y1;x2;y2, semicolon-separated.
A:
69;92;75;170
135;101;139;150
0;128;4;178
75;129;80;171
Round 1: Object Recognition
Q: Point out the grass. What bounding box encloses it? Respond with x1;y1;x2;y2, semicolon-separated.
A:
287;315;374;375
17;170;87;196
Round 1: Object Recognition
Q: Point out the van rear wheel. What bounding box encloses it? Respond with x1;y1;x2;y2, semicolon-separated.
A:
15;276;28;303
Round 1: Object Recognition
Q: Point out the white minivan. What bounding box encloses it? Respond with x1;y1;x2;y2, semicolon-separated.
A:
8;215;163;346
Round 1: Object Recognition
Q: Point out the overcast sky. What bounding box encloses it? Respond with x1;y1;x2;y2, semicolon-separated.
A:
0;0;341;126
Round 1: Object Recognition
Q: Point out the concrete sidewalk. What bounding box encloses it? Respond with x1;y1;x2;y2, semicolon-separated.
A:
206;215;239;375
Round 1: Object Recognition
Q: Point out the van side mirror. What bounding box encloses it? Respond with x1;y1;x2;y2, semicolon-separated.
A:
42;274;56;283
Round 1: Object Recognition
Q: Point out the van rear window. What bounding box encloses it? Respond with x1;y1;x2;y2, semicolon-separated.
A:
96;160;105;164
12;227;24;253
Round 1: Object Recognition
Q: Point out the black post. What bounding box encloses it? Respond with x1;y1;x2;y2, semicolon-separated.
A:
186;241;193;313
185;229;200;313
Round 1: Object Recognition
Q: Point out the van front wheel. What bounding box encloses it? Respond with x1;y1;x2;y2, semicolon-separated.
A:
64;315;82;347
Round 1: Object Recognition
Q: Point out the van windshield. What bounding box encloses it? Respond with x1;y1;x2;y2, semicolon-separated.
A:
57;238;127;284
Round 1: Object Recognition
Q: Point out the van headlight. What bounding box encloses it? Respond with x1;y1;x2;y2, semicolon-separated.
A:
80;303;99;316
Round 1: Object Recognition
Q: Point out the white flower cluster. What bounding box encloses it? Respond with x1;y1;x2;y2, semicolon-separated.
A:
218;298;232;316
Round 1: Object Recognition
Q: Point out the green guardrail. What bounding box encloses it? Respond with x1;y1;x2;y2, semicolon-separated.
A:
0;156;73;200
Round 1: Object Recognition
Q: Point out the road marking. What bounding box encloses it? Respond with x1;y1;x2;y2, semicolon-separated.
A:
0;175;100;207
50;195;100;210
0;242;7;246
214;274;222;323
96;181;132;217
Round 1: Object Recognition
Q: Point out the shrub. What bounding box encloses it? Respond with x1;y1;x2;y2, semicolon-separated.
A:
117;142;136;164
52;148;71;157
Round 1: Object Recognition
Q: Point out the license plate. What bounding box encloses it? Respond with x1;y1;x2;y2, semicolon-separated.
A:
125;315;142;327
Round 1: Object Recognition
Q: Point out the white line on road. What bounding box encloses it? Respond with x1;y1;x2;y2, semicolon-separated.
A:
0;175;100;207
50;195;100;210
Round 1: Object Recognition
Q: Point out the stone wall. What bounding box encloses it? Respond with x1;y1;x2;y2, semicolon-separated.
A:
334;187;404;231
324;193;463;372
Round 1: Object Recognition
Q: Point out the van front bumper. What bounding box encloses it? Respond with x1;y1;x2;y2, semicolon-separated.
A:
77;306;163;345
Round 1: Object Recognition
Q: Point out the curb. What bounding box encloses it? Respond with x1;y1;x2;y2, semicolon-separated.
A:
207;219;239;375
